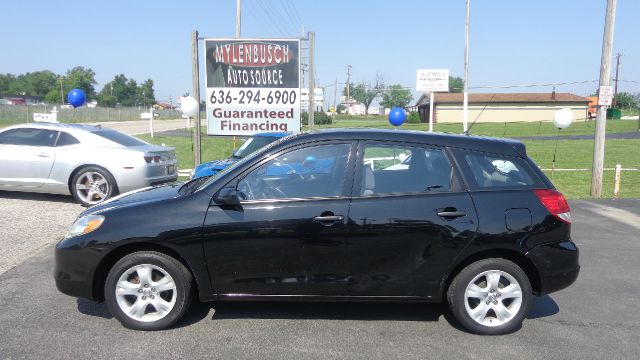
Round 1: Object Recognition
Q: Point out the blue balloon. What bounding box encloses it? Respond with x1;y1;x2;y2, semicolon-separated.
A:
67;88;86;108
388;107;406;126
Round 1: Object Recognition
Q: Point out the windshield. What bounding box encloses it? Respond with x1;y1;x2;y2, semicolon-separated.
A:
195;134;291;193
233;136;280;158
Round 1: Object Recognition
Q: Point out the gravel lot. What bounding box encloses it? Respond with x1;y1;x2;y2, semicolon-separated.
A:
0;193;638;359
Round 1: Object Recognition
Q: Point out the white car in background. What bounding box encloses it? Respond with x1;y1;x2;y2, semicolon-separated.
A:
0;122;177;206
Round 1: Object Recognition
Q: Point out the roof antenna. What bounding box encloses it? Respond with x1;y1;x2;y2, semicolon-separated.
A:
551;86;556;100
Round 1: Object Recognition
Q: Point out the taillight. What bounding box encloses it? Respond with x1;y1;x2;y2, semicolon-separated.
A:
534;189;571;224
144;155;162;163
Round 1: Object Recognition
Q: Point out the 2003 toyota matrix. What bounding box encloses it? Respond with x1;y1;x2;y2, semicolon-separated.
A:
55;129;579;335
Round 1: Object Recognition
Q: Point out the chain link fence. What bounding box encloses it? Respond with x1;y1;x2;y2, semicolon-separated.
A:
0;104;182;126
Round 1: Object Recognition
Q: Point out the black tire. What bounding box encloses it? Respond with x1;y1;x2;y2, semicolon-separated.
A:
104;251;193;331
71;166;118;207
447;258;532;335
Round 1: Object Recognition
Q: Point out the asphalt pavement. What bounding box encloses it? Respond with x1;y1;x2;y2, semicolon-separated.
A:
0;194;638;359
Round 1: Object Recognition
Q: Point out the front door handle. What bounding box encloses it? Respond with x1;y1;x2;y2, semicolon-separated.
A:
313;215;344;224
437;211;467;219
37;153;50;158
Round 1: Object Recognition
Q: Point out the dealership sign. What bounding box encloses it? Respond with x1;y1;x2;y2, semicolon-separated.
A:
416;69;450;92
204;38;301;135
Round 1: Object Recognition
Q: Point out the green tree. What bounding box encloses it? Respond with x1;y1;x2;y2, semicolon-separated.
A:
0;73;15;93
343;75;384;115
26;71;58;98
139;79;156;106
614;92;638;109
449;76;464;93
379;84;413;109
64;66;97;100
45;89;63;104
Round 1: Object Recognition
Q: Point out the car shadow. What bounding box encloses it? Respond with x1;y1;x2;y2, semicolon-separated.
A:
76;298;113;319
527;295;560;319
76;295;560;330
0;190;77;204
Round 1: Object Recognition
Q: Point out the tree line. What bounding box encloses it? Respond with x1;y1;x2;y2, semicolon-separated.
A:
0;67;156;108
342;75;464;115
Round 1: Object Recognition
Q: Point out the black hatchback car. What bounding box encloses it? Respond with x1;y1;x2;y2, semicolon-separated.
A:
55;129;579;334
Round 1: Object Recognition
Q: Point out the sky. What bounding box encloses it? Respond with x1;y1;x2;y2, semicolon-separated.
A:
1;0;638;106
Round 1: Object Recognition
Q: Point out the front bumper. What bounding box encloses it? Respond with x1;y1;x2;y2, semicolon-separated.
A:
54;238;103;301
526;240;580;295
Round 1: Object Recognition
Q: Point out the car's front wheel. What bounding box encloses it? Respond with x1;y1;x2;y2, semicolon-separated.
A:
447;258;532;335
104;251;193;331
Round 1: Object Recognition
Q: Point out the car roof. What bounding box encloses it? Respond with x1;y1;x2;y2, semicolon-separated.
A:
286;128;527;157
4;122;102;133
253;132;289;138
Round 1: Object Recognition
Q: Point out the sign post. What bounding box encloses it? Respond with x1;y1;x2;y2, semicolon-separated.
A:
598;85;613;106
416;69;449;132
204;38;301;136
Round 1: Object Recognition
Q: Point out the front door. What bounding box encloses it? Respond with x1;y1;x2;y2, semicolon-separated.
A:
203;142;355;296
0;128;57;187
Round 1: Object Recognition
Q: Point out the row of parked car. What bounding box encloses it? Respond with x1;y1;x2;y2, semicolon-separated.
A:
0;122;580;335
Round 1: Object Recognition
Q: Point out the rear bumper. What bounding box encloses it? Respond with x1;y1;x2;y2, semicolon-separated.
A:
526;240;580;295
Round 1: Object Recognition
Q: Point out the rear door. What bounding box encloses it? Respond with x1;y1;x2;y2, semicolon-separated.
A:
345;141;478;298
0;128;57;187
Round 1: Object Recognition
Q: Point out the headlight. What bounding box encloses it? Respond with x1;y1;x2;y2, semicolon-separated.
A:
66;215;105;238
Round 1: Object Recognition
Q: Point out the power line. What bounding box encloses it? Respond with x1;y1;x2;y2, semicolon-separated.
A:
245;0;279;36
286;0;304;29
254;0;290;37
280;0;302;33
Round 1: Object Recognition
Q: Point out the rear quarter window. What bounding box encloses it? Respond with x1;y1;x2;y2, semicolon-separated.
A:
455;150;543;189
91;129;147;146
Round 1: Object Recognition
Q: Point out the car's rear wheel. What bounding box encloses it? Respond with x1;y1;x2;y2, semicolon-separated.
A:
447;258;532;335
104;251;193;331
71;166;117;206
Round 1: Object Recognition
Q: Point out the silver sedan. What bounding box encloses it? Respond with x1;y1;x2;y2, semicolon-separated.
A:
0;122;178;206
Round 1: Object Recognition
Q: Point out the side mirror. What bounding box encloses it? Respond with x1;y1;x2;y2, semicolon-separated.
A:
214;187;243;211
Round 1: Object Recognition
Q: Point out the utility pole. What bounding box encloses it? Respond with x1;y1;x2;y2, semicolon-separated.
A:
235;0;242;38
463;0;470;134
191;30;202;166
59;77;64;104
613;52;621;107
346;65;352;114
308;31;315;128
333;77;338;113
591;0;617;198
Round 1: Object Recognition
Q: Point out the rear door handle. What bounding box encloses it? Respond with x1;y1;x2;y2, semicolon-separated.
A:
437;211;467;218
37;153;50;158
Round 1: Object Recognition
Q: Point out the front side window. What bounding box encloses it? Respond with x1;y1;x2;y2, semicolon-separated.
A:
0;128;57;147
360;144;453;195
237;143;351;200
462;152;536;188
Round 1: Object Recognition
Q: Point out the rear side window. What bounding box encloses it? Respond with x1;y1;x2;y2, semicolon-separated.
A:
461;151;537;188
56;132;80;146
91;129;146;146
360;143;453;195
